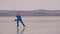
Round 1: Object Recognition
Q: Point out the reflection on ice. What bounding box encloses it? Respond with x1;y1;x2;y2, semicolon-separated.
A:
17;27;19;34
17;27;25;34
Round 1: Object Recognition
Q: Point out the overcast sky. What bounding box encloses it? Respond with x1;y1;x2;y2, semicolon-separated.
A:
0;0;60;10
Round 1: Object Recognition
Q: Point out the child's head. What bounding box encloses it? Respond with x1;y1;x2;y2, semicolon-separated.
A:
16;11;20;15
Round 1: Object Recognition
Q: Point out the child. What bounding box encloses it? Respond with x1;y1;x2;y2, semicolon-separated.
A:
15;14;25;27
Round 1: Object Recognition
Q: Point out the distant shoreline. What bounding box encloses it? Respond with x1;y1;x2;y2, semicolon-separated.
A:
0;16;58;17
0;10;60;16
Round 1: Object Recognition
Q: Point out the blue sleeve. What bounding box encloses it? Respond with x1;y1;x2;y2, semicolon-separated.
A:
16;15;21;19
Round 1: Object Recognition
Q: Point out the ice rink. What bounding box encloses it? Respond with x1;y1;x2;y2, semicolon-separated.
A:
0;16;60;34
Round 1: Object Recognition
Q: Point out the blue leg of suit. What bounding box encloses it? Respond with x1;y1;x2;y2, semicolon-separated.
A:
17;19;25;27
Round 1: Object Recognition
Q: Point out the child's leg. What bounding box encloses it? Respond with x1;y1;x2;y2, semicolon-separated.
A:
17;20;19;27
20;19;25;27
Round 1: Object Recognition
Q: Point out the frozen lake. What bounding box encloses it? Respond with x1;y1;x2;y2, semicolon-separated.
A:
0;16;60;34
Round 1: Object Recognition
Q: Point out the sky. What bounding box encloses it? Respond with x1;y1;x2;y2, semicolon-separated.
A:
0;0;60;10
